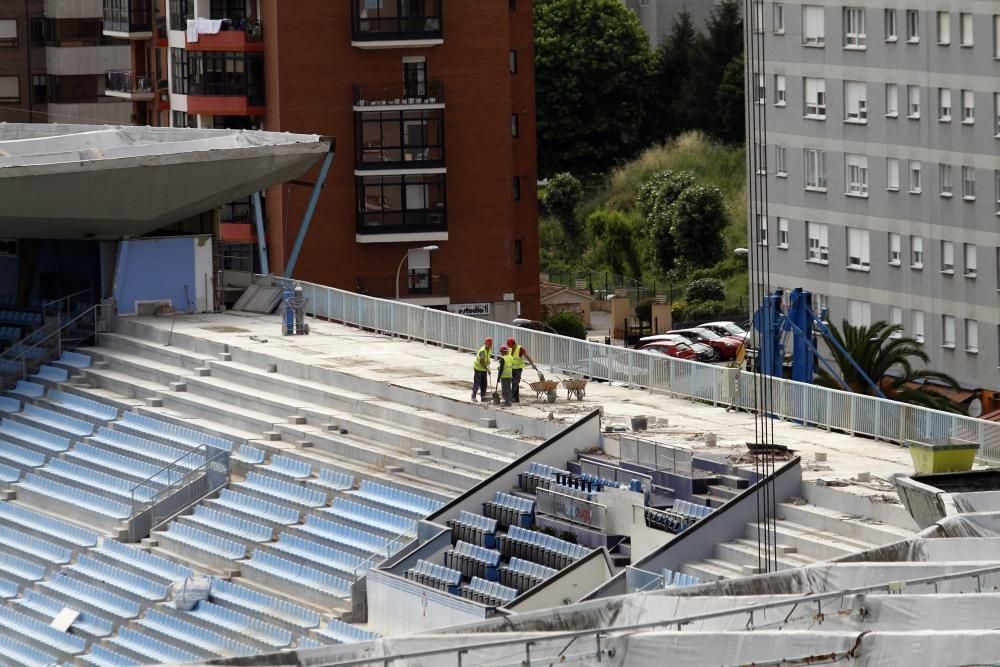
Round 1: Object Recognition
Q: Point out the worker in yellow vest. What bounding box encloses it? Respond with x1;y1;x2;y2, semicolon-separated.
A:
498;344;514;406
471;337;493;402
505;336;536;403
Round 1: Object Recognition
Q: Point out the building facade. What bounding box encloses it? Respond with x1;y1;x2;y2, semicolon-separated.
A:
622;0;721;47
754;1;1000;390
107;0;540;317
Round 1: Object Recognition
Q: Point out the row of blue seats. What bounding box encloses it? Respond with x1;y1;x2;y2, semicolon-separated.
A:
0;395;20;413
324;499;417;536
188;599;293;648
18;473;131;519
41;573;141;619
0;524;72;564
210;488;300;526
311;468;355;492
9;380;44;399
297;514;392;556
42;458;157;502
0;418;70;453
0;604;87;656
161;522;247;560
30;364;70;385
270;534;369;578
68;555;169;601
316;618;380;644
451;510;499;548
16;588;115;638
353;480;444;516
0;438;48;469
505;526;590;559
109;627;200;664
0;325;23;341
259;454;311;479
209;578;321;629
94;538;193;583
68;443;174;485
0;550;46;583
232;444;265;465
463;576;518;605
662;569;701;588
186;506;273;543
0;500;99;548
673;499;713;519
406;559;461;591
91;427;204;470
48;388;118;422
444;540;501;581
138;608;259;657
484;492;535;528
0;461;21;483
499;557;558;592
56;350;91;369
240;472;326;508
0;633;60;666
644;507;693;534
242;551;353;598
118;412;235;452
81;644;143;667
0;310;42;325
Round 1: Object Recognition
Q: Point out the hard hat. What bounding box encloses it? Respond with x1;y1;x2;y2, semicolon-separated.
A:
506;337;516;347
500;345;509;353
484;337;493;345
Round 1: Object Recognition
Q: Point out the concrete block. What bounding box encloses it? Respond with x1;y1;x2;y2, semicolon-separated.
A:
141;538;159;548
266;364;277;373
92;360;109;370
384;465;404;474
322;423;339;432
287;415;307;425
194;367;211;377
815;452;828;463
224;568;241;578
296;440;314;449
113;528;129;542
218;352;233;361
169;382;187;392
0;489;15;500
776;544;798;555
147;397;164;407
856;471;871;483
481;418;497;429
263;431;282;441
411;447;431;456
742;565;763;575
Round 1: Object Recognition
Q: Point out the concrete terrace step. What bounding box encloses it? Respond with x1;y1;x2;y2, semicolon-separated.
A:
714;538;815;571
750;520;876;561
777;501;914;547
95;332;217;371
680;557;745;582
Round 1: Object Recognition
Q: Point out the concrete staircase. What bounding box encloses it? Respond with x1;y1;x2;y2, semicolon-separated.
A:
681;497;916;581
69;323;535;500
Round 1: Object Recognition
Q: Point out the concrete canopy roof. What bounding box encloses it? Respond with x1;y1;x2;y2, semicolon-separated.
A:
0;123;332;240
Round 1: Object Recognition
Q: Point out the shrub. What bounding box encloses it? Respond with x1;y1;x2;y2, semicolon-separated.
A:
634;297;654;324
546;311;587;339
671;300;689;322
685;300;725;322
543;173;584;239
685;277;726;303
558;531;579;544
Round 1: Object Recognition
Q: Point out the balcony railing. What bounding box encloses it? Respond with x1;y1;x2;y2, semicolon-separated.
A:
357;274;449;299
156;16;167;39
105;70;154;97
351;0;442;42
104;0;153;34
216;17;264;42
357;145;444;169
354;82;444;107
357;208;446;235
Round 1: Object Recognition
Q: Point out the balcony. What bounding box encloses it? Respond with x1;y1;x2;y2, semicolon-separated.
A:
186;19;265;52
356;173;447;242
156;16;167;43
103;0;153;38
104;70;155;101
357;273;449;301
351;0;443;48
356;107;445;172
354;81;443;110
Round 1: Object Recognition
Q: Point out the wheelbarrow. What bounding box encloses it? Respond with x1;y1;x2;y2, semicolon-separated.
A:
529;379;559;403
562;378;588;401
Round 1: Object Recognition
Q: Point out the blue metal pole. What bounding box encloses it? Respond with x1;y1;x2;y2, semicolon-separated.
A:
808;307;886;399
284;143;336;279
252;191;270;275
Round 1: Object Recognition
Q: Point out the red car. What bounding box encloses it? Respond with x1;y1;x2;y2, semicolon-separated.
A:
638;340;698;360
667;327;744;361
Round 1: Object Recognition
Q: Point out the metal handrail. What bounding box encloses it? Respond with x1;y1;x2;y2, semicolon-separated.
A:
352;525;419;578
0;304;107;387
129;443;228;512
323;562;1000;666
42;287;92;316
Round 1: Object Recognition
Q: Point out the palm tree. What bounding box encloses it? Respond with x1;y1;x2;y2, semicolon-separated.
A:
815;320;963;413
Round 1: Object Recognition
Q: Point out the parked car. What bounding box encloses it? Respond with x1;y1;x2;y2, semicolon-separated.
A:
700;320;748;339
667;327;744;361
637;340;697;361
637;334;716;362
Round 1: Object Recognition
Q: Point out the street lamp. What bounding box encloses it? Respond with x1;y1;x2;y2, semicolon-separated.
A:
733;247;750;256
395;245;439;300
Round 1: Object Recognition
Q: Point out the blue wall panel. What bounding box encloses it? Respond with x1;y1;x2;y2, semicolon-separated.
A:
113;237;196;315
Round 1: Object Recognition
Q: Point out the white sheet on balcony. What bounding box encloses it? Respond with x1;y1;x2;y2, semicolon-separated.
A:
186;18;224;43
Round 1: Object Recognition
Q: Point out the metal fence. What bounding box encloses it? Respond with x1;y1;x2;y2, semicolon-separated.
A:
264;277;1000;464
619;436;694;476
535;487;607;531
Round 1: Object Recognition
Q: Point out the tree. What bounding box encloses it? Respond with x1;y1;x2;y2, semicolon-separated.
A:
689;0;744;140
535;0;653;177
586;210;642;278
666;184;728;268
546;311;587;339
648;11;700;140
636;170;696;274
685;278;726;303
816;321;963;412
543;173;584;240
715;55;745;144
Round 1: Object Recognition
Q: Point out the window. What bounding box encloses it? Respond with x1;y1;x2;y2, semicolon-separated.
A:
846;228;870;269
962;166;976;199
778;218;789;248
508;50;518;74
512;176;521;201
909;160;922;193
170;49;265;102
804;149;827;190
913;310;925;343
755;74;766;104
402;60;426;97
514;239;523;264
0;19;16;47
509;0;516;10
964;243;977;276
0;75;18;102
936;11;950;45
171;110;196;128
886;83;899;117
966;319;979;353
31;74;45;104
806;222;829;262
774;74;786;106
773;3;785;34
804;78;826;118
995;169;1000;213
941;240;955;273
357;173;447;234
907;85;920;118
911;236;924;268
844;81;867;121
939;164;953;197
847;300;871;327
960;12;973;46
938;88;951;121
844;7;865;46
942;315;956;348
757;215;768;245
845;154;869;196
884;9;897;41
888;233;901;265
803;5;825;45
511;113;519;137
995;15;1000;58
886;158;900;191
995;93;1000;136
889;307;903;337
962;90;975;123
775;145;787;176
906;9;919;42
752;1;764;32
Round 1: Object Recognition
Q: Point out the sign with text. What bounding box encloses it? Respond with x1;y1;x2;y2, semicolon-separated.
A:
448;302;491;316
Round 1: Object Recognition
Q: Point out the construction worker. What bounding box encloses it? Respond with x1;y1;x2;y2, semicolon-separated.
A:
472;337;493;402
506;336;536;403
498;344;514;406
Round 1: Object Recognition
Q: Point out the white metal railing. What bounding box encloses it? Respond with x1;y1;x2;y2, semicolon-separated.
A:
535;487;607;531
264;277;1000;464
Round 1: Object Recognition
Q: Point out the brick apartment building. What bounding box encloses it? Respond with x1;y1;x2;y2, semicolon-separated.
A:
105;0;541;318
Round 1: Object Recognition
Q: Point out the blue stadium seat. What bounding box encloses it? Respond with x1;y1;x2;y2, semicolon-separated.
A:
239;472;326;508
352;480;444;516
80;645;141;667
0;604;88;655
68;555;169;601
0;439;47;469
259;454;312;480
271;534;368;578
316;618;381;644
0;524;72;564
312;468;354;491
57;351;92;369
0;574;19;598
20;403;95;437
187;600;293;648
17;473;132;519
0;419;70;453
405;559;461;592
15;589;115;638
94;539;193;582
138;608;260;657
9;380;45;399
465;576;519;605
109;628;200;664
41;574;141;619
210;579;321;629
0;500;99;548
66;443;168;482
0;461;20;482
242;551;353;598
0;550;46;583
41;459;157;502
324;499;417;535
30;364;70;384
0;395;21;414
297;515;391;555
210;488;300;525
162;522;248;560
47;389;118;421
90;427;203;469
0;632;60;666
186;506;273;542
231;444;265;465
117;412;235;452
